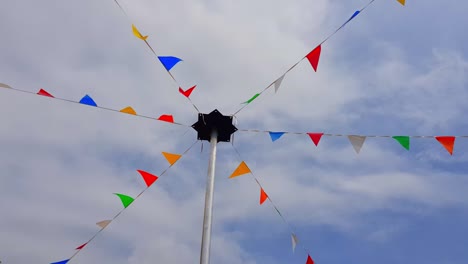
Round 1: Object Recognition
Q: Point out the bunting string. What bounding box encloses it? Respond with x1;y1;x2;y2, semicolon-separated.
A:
232;0;402;116
111;0;201;113
51;139;199;264
0;85;187;126
230;144;315;263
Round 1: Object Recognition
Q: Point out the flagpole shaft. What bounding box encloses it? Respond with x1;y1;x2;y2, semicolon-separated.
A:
200;129;218;264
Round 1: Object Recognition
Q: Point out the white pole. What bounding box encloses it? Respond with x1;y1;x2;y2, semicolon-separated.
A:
200;129;218;264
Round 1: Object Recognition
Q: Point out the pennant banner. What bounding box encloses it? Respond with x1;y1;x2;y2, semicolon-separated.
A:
158;56;182;71
397;0;405;5
79;95;98;107
229;161;251;178
37;89;54;98
50;260;69;264
132;24;148;40
179;85;196;98
436;136;455;155
120;106;137;115
306;255;315;264
96;220;111;229
260;188;268;205
274;75;285;93
292;234;299;253
348;135;366;154
75;243;87;250
269;132;285;142
162;152;182;165
307;133;323;146
114;193;135;208
158;114;174;123
137;169;158;187
0;83;12;89
244;93;260;104
393;136;410;150
306;45;322;72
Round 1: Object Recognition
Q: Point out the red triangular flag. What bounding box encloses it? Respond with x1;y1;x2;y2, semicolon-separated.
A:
158;114;174;123
179;85;196;98
435;136;456;155
306;45;321;72
137;170;158;187
260;188;268;205
75;243;87;250
306;254;315;264
307;133;324;146
37;88;54;98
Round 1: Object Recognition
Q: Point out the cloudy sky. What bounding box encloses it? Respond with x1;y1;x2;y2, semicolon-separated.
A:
1;0;468;263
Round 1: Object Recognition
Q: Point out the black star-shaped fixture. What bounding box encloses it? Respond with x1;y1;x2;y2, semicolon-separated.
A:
192;109;238;142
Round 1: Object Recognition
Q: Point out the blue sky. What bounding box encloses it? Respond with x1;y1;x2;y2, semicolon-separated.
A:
1;0;468;263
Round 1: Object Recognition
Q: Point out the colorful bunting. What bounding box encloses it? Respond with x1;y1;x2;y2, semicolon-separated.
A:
158;56;182;71
345;10;360;25
75;243;87;250
244;93;260;104
96;220;111;228
306;45;321;72
307;133;324;146
162;152;182;165
397;0;405;5
260;188;268;205
274;75;285;93
306;255;315;264
348;135;366;154
0;83;11;89
436;136;455;155
120;106;137;115
179;85;196;98
79;95;97;107
50;260;69;264
229;161;251;179
137;169;158;187
291;234;299;253
393;136;410;150
269;132;285;142
37;88;54;98
131;24;148;41
113;193;135;208
158;114;174;123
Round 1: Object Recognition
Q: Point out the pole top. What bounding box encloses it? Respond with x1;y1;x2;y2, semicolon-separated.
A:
191;109;238;142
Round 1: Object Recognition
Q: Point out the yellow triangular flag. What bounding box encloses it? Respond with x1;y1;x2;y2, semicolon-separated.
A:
229;161;251;179
120;106;137;115
132;24;148;41
397;0;405;5
162;152;182;165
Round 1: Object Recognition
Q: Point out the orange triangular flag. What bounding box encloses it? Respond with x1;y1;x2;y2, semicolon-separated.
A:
306;255;315;264
96;220;111;228
260;188;268;205
397;0;405;5
137;170;158;187
162;152;182;165
435;136;455;155
229;161;251;179
120;106;136;115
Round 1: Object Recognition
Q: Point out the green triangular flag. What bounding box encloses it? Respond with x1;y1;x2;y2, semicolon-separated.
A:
113;193;135;208
393;136;410;150
244;93;260;104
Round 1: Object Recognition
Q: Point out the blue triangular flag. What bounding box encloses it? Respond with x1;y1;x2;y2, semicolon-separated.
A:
344;10;360;26
158;56;182;71
79;94;97;107
51;259;70;264
269;132;285;142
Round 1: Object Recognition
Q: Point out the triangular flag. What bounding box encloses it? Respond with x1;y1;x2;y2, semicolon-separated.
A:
0;83;12;88
158;56;182;71
120;106;136;115
229;161;251;179
137;170;158;187
306;45;321;72
307;133;324;146
96;220;111;228
269;132;285;142
260;188;268;205
179;85;196;98
132;24;148;40
75;243;87;250
79;94;97;107
344;10;360;25
435;136;455;155
113;193;135;208
162;152;182;165
348;135;366;154
393;136;410;150
158;114;174;123
291;234;299;253
397;0;405;5
50;260;70;264
37;88;54;98
243;93;260;104
274;75;285;93
306;255;315;264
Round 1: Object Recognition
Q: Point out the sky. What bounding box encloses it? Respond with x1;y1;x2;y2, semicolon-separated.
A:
1;0;468;263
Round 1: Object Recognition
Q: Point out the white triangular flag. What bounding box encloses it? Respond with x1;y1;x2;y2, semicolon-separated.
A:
274;75;285;93
348;135;366;154
291;234;299;253
0;83;12;89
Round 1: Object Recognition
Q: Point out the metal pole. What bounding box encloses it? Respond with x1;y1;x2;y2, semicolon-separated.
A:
200;129;218;264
